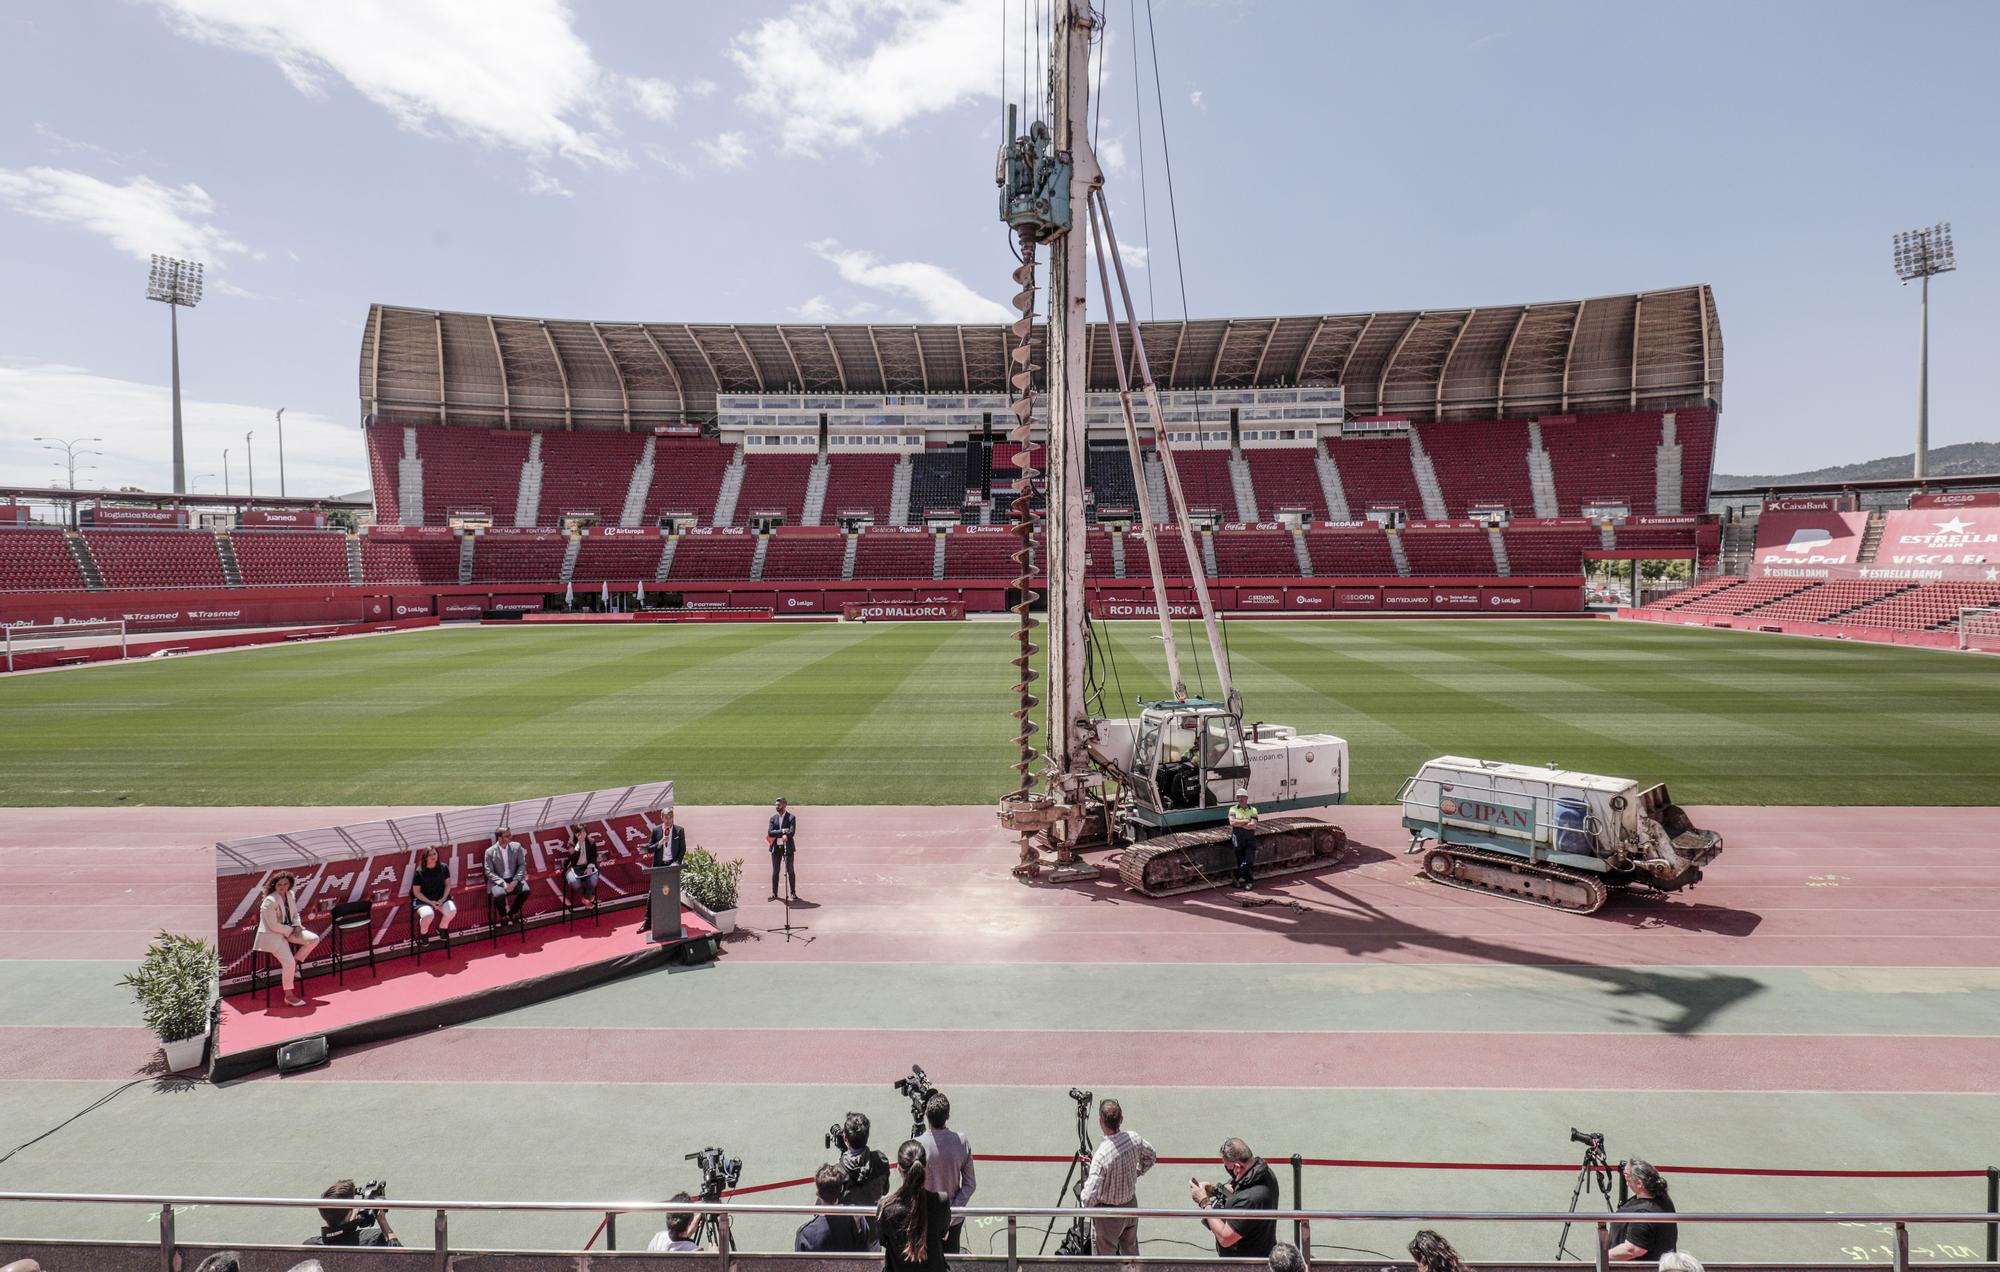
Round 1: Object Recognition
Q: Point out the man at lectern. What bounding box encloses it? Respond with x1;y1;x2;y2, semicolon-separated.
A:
648;811;688;867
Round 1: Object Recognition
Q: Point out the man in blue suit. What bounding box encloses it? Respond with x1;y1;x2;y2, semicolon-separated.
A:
767;797;799;901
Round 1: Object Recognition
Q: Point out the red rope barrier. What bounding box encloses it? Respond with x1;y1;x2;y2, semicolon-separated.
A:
581;1154;1986;1249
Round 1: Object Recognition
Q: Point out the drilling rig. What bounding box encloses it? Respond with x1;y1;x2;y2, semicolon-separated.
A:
994;0;1348;896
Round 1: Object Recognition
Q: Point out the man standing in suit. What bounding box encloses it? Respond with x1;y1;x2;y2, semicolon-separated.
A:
649;810;689;866
767;797;799;901
484;830;530;919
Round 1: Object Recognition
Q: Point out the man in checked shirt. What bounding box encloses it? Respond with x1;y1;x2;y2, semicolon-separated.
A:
1078;1097;1158;1256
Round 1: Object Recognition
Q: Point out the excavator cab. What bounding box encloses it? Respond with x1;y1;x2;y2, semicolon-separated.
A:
1127;701;1250;819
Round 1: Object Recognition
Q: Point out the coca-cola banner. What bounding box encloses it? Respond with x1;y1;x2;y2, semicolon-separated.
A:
81;506;188;527
1910;491;2000;509
1753;511;1869;578
842;602;966;621
214;781;673;992
239;509;327;528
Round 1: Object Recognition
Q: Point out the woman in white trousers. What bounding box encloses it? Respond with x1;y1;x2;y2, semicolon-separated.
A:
253;872;321;1007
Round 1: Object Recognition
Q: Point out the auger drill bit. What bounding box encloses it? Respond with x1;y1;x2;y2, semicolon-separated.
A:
1007;233;1042;806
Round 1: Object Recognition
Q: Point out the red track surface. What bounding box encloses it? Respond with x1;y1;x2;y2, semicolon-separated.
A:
4;803;1997;1090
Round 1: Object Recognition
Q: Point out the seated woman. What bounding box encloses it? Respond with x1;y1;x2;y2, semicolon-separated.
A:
254;872;322;1008
564;824;600;904
411;846;455;938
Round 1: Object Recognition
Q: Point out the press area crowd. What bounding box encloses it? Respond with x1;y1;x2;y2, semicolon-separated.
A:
0;1102;1691;1272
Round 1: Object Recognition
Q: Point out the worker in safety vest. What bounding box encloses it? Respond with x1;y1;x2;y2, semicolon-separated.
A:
1228;789;1259;888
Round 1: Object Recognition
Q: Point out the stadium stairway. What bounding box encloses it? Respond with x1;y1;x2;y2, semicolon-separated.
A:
712;448;746;526
1227;454;1259;522
397;427;423;526
654;537;677;581
1525;423;1560;518
515;434;544;527
930;534;946;579
1385;531;1412;577
840;534;858;580
560;536;581;583
800;458;830;526
1488;528;1511;576
66;531;105;591
457;535;475;584
215;534;244;587
749;533;770;581
1143;451;1170;522
620;437;656;527
1858;511;1887;563
888;456;913;524
1290;527;1314;576
1654;416;1684;516
1407;432;1449;520
344;536;363;584
1314;448;1352;521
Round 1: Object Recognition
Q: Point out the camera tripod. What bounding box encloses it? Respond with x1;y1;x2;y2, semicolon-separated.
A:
1039;1088;1096;1256
1555;1131;1618;1261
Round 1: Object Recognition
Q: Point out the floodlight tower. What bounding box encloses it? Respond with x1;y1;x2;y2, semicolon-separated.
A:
1892;223;1955;480
145;255;204;494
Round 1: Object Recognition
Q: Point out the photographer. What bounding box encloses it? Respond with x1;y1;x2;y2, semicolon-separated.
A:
305;1179;399;1247
797;1164;879;1253
1189;1138;1278;1259
647;1191;702;1253
836;1111;892;1205
1079;1097;1157;1256
1607;1160;1677;1262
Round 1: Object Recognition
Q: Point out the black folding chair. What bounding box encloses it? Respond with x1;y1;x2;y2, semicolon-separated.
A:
408;896;453;964
327;898;378;984
486;887;527;945
560;869;603;930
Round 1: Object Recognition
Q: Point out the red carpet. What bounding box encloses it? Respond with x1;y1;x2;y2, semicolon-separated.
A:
213;904;716;1080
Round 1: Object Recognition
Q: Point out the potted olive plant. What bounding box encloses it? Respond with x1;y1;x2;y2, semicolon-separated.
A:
119;931;218;1073
681;846;743;935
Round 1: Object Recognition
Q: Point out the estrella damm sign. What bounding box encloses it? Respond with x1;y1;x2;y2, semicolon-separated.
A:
1438;791;1535;835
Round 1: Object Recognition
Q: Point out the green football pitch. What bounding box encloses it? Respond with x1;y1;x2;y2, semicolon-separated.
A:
3;619;1996;807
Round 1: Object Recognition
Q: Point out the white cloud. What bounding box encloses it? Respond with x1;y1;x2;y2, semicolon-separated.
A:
731;0;993;156
1189;89;1205;110
1097;135;1128;174
151;0;683;167
790;295;881;322
621;74;679;122
0;166;252;265
32;122;113;159
0;361;363;496
700;132;753;168
807;239;1012;323
524;169;575;198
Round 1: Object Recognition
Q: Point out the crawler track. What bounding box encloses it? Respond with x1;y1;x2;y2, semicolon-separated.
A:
1419;844;1610;914
1118;815;1347;896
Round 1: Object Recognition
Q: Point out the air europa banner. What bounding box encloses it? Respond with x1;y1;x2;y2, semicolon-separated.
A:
1752;511;1869;578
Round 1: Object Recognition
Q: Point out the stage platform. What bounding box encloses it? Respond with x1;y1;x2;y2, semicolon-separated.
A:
211;904;717;1081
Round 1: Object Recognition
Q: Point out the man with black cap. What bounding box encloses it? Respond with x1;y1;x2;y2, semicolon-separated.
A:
767;797;799;901
1227;788;1259;888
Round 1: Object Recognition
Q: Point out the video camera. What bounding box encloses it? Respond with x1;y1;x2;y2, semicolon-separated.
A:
684;1147;743;1202
893;1063;937;1134
1569;1128;1606;1155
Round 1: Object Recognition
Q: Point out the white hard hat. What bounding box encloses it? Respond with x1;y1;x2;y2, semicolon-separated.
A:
1235;788;1249;798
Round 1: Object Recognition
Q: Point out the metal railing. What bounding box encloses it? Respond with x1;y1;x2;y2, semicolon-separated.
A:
1;1191;1996;1272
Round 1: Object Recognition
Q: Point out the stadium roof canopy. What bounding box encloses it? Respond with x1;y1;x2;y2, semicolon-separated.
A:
360;284;1721;432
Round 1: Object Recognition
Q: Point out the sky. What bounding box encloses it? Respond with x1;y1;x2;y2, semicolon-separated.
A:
0;0;1994;499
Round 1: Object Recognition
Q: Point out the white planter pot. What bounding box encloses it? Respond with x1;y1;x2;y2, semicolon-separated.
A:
687;897;738;935
161;1032;208;1073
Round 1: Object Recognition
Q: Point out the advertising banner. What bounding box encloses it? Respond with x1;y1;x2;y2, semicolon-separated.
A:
366;526;458;539
1235;588;1285;610
1430;588;1483;610
1284;587;1332;609
1910;491;2000;509
1763;496;1854;513
1483;587;1533;609
81;507;188;528
0;506;29;526
1090;597;1206;619
1334;587;1382;609
0;590;371;632
239;509;327;529
213;782;672;990
775;591;824;612
1382;588;1435;609
1752;511;1870;578
587;525;660;537
1875;508;1999;572
842;602;966;621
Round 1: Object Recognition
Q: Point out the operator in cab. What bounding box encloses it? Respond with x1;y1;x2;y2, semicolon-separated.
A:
1228;789;1259;888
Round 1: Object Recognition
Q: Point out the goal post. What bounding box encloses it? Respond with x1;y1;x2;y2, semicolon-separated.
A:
1958;607;2000;653
2;620;128;671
